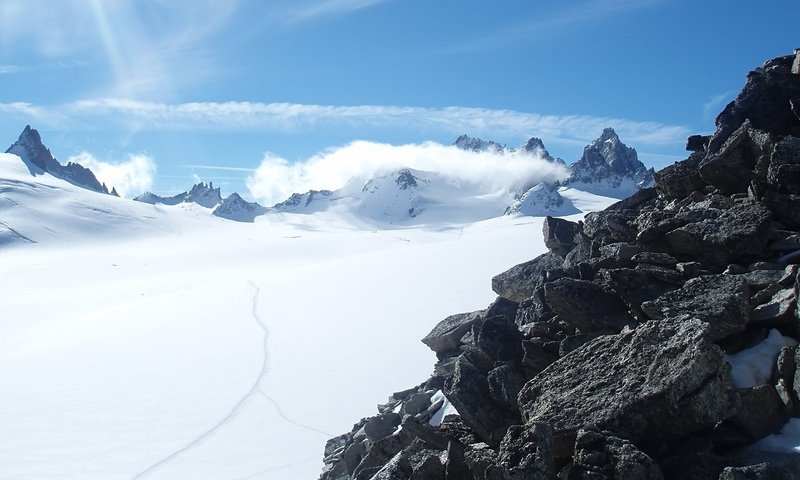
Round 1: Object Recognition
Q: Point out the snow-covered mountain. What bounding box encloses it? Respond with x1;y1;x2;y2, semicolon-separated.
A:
564;127;655;196
135;181;222;208
212;193;266;222
272;167;575;224
505;182;580;216
5;125;115;195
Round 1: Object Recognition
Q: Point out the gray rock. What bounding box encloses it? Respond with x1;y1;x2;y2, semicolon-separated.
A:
665;203;772;267
631;251;678;267
364;413;402;442
687;134;710;152
641;274;750;341
517;317;736;448
484;423;554;480
750;288;796;326
542;216;580;257
654;152;707;199
443;353;519;446
544;277;635;333
563;429;664;480
599;267;680;321
422;310;485;357
714;385;788;447
699;122;761;194
491;253;564;303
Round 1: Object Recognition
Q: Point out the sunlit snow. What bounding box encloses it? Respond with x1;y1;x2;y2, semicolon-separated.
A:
0;152;619;480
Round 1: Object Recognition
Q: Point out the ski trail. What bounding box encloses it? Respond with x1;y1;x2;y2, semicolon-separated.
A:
258;389;333;437
130;281;269;480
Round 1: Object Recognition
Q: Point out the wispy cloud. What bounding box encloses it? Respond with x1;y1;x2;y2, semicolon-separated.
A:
703;91;734;121
0;65;21;74
52;98;689;147
0;0;242;99
444;0;666;54
285;0;390;23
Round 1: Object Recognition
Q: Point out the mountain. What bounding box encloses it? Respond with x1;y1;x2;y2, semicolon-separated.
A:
212;193;266;222
135;181;222;208
5;125;112;195
272;166;576;224
504;182;579;216
564;127;655;195
519;137;567;167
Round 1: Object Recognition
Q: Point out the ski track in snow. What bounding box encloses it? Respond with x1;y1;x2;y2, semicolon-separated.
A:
258;390;333;437
130;281;270;480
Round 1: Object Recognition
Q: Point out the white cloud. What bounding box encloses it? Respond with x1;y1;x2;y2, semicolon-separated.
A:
246;140;569;206
63;98;689;147
68;151;156;198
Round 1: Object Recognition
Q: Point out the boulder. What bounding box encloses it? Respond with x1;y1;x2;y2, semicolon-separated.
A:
443;353;519;446
484;423;554;480
563;429;664;480
544;277;635;333
517;317;736;449
492;253;564;303
641;274;750;340
665;203;772;267
422;309;485;357
542;216;581;257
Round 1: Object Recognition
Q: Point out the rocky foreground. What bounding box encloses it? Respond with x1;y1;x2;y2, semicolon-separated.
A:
318;50;800;479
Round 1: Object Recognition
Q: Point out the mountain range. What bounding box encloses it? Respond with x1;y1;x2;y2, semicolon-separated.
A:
2;125;652;225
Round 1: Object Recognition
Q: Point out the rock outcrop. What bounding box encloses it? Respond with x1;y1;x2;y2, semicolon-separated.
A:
320;50;800;479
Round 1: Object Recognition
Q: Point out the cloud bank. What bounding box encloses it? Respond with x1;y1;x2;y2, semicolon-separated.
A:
246;140;569;206
69;152;156;198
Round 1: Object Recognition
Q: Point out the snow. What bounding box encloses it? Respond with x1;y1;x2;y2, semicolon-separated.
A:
725;329;798;389
0;151;624;479
428;390;460;427
747;418;800;454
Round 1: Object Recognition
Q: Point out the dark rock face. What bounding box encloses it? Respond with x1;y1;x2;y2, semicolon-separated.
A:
6;125;111;194
518;318;735;446
640;274;750;340
564;429;664;480
542;217;580;257
318;50;800;480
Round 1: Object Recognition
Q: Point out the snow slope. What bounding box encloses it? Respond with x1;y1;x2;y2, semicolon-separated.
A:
0;151;620;480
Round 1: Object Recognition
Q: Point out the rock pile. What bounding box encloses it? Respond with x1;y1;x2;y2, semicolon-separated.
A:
319;50;800;480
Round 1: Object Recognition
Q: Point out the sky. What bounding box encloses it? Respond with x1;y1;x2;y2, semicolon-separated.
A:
0;0;798;201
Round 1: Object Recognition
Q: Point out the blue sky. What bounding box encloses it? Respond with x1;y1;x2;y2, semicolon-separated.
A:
0;0;798;200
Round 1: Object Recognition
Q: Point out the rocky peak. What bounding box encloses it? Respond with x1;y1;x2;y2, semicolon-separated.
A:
6;125;109;194
212;193;265;222
186;181;222;208
520;137;554;162
566;128;654;192
453;134;506;153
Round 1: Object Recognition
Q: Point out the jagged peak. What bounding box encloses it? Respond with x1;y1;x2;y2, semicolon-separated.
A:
453;134;506;153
